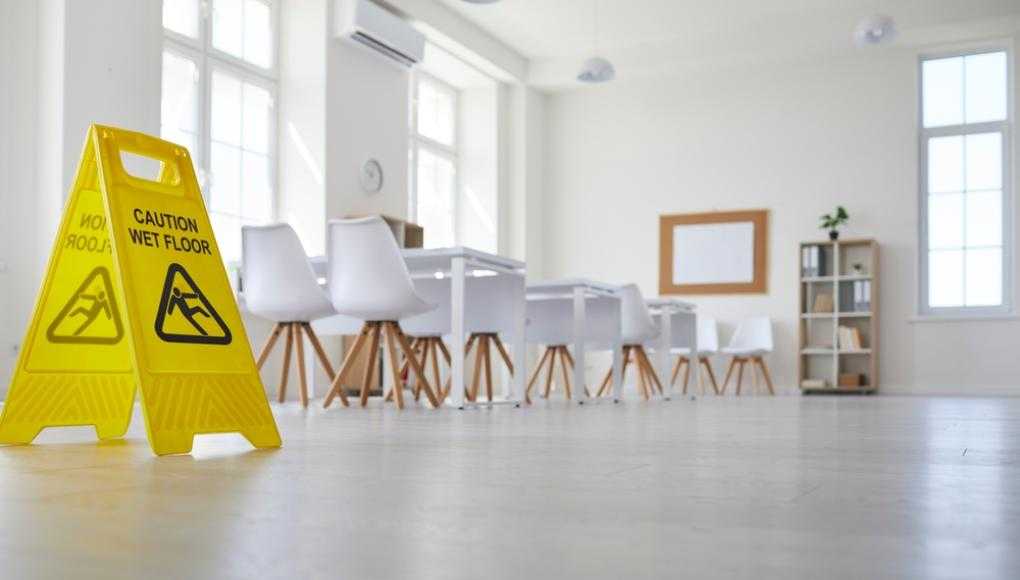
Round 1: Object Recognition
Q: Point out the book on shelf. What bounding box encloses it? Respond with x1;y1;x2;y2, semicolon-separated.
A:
801;378;828;389
836;325;863;350
801;245;827;277
812;293;834;313
839;280;872;313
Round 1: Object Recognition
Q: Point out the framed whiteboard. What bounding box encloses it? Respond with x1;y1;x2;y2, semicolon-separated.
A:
659;210;768;294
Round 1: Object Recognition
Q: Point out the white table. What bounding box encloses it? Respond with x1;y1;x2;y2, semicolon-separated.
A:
645;297;697;399
312;247;527;408
526;279;623;403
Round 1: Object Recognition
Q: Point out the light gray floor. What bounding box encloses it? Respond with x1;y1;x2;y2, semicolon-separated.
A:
1;396;1019;579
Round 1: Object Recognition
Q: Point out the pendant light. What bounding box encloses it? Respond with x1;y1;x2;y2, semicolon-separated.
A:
578;0;615;83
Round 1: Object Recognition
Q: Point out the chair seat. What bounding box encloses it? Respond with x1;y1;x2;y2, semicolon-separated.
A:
248;295;336;323
334;296;435;322
722;347;769;356
670;347;717;357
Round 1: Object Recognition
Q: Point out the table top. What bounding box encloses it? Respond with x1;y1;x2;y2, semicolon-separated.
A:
526;278;621;299
646;297;697;312
307;246;525;278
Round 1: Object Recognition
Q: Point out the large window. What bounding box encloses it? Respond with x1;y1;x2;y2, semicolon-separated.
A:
410;74;459;249
161;0;278;262
920;50;1012;315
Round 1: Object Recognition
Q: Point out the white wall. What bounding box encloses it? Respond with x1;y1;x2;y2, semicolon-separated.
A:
542;34;1020;395
279;0;328;256
0;0;161;397
325;37;411;221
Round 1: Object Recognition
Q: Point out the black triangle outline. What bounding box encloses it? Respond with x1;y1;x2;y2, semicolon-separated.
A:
153;262;232;345
45;266;125;345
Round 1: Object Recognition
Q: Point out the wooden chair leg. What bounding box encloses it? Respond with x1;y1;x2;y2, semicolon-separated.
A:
256;323;285;370
681;358;691;395
482;336;494;402
670;356;684;387
543;347;558;399
382;323;405;409
755;356;775;395
635;352;649;400
721;358;738;395
293;323;310;408
301;323;336;382
557;346;572;400
277;323;295;403
358;323;381;407
596;367;613;397
491;334;515;375
735;358;746;396
324;324;373;408
391;323;440;408
469;336;484;402
429;339;443;402
636;347;664;396
701;357;720;395
414;338;430;402
526;347;553;403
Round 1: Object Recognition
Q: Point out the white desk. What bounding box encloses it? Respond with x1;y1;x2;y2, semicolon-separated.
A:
645;297;697;399
312;247;527;408
526;279;623;403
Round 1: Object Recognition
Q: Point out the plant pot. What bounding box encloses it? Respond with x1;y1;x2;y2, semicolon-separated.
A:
829;230;839;241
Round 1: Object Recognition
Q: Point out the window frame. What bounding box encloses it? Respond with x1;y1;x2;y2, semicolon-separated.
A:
918;46;1014;318
162;0;280;261
409;71;460;246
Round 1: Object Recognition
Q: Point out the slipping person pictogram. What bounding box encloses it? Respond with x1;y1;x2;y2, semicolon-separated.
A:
154;263;232;345
46;267;124;344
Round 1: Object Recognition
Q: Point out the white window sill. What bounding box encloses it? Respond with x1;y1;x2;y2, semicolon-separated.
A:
909;313;1020;323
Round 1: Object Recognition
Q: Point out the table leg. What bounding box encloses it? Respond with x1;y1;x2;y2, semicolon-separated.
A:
572;286;587;404
450;257;466;408
611;299;623;402
659;311;672;400
511;273;526;405
688;311;699;396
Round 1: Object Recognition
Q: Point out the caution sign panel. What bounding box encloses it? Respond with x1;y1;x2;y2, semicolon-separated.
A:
0;125;280;455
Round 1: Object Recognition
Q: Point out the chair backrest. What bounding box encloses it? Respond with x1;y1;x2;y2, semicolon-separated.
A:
727;316;773;352
697;317;719;353
241;224;329;320
326;216;421;318
619;284;658;344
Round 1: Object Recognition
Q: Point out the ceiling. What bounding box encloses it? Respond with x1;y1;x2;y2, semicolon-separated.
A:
436;0;1020;89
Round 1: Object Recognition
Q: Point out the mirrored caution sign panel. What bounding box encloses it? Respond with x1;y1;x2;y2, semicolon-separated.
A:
0;125;281;455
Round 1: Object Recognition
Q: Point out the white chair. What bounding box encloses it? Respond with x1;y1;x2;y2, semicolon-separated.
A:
670;317;720;395
242;224;337;408
321;216;440;409
721;316;775;395
401;275;516;403
595;284;662;400
523;297;578;402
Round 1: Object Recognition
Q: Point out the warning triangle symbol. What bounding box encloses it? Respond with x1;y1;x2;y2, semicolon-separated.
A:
154;263;232;345
46;266;125;344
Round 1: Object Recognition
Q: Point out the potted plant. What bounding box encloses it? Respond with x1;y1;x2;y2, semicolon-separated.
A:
820;206;849;241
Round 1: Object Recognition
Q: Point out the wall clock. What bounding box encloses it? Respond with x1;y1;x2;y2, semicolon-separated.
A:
360;159;383;193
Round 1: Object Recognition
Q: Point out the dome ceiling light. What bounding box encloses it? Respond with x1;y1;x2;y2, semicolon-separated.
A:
854;14;897;46
578;0;615;83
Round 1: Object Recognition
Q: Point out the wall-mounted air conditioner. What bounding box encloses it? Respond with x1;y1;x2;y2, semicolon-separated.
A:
334;0;425;67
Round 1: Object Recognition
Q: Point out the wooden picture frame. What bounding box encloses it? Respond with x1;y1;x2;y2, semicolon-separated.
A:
659;209;769;295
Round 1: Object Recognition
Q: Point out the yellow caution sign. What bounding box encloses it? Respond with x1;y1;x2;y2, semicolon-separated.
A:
0;125;281;455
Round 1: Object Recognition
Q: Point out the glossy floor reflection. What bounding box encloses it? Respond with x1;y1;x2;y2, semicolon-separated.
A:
1;396;1019;579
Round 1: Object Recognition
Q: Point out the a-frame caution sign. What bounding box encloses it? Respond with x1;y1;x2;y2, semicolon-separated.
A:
0;125;280;455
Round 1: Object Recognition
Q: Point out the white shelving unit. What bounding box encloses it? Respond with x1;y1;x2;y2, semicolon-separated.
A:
798;239;879;394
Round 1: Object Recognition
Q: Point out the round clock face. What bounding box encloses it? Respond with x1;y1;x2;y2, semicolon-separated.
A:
360;159;383;193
